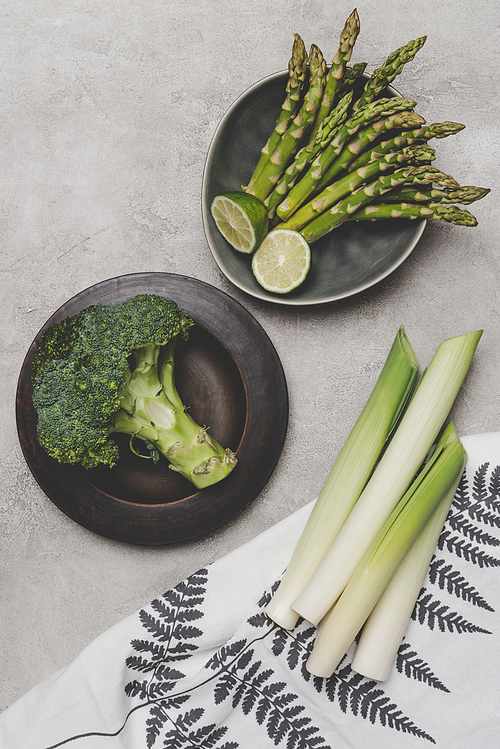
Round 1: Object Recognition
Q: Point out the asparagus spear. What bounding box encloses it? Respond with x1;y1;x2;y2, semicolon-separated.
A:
352;36;427;111
247;34;308;187
372;184;491;205
264;91;353;219
307;8;360;144
348;121;465;172
399;164;461;189
344;201;479;226
337;61;368;99
299;167;420;243
420;120;466;140
277;145;435;231
301;110;426;207
246;44;327;201
273;96;417;220
274;118;463;224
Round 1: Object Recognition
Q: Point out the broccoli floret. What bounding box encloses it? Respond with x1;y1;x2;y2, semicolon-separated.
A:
31;294;237;488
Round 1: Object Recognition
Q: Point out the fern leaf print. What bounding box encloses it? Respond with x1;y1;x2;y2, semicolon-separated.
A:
395;642;450;692
428;558;495;610
412;587;492;633
419;460;500;631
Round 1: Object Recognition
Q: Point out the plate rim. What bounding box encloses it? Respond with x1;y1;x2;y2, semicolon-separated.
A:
16;272;289;545
201;69;426;306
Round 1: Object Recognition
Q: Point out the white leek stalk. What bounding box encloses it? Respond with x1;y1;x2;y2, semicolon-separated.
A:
292;329;482;626
265;327;418;629
350;424;466;681
305;425;467;678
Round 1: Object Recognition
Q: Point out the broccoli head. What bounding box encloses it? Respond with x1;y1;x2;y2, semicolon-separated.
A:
31;294;237;488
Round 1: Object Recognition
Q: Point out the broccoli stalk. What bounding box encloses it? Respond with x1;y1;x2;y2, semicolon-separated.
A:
110;339;237;488
31;295;238;489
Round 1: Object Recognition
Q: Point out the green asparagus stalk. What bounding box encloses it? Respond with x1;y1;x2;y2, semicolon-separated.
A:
344;201;479;226
281;118;461;224
247;34;308;187
371;184;491;205
299;167;418;244
337;61;368;99
352;36;427;111
273;96;417;220
264;91;353;219
396;164;461;189
307;8;360;145
246;44;327;201
298;112;425;207
421;120;466;140
348;121;465;173
277;146;435;232
320;111;426;182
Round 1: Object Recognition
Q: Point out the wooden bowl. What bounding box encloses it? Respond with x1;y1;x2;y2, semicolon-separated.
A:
16;273;289;545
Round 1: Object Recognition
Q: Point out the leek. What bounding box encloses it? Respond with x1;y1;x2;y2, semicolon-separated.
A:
305;424;467;678
351;425;465;681
292;329;482;626
265;327;418;629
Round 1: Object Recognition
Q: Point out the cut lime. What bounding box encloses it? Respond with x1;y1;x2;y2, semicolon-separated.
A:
251;229;311;294
210;192;268;254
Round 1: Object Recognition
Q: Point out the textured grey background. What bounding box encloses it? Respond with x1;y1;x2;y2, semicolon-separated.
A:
1;0;499;711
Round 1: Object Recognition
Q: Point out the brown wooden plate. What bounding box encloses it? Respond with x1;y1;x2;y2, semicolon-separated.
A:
16;273;288;545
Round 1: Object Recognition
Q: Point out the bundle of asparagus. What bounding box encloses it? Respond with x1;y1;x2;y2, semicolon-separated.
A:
242;8;489;244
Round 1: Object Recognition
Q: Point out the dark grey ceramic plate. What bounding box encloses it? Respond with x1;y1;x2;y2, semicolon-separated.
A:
201;71;426;306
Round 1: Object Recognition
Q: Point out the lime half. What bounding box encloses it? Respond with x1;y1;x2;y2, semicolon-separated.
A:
210;192;268;254
251;229;311;294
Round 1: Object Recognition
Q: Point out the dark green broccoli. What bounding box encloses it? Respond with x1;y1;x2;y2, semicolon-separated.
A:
31;294;238;489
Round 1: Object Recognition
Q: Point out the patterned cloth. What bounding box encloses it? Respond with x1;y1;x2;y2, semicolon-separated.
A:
1;432;499;749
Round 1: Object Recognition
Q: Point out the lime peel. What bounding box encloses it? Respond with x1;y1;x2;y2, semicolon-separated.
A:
210;191;268;254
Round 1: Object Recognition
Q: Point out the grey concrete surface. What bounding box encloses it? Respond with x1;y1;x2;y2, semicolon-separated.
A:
1;0;499;712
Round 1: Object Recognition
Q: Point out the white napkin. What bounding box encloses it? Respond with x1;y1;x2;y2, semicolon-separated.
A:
1;432;499;749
